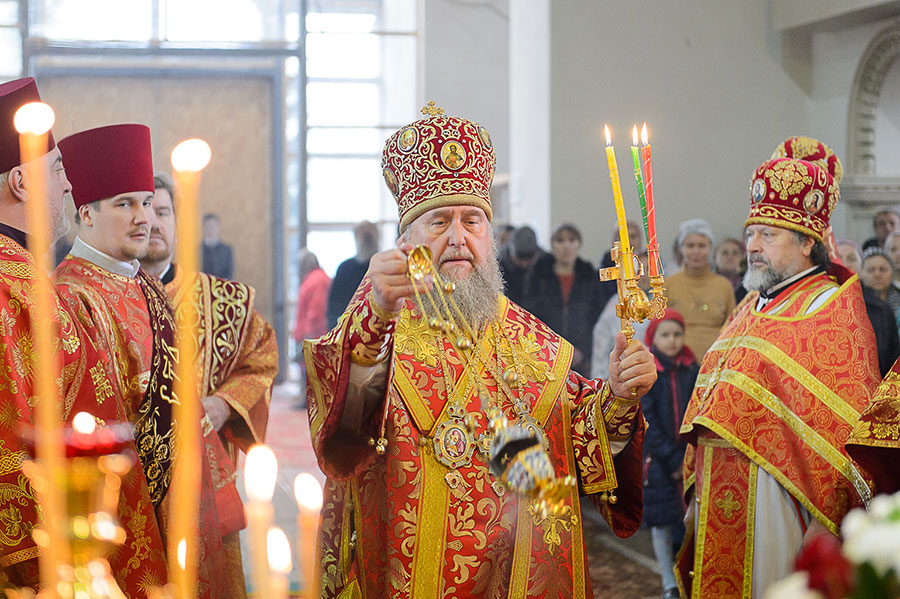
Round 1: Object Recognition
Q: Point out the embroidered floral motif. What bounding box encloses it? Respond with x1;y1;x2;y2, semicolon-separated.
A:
528;500;577;554
765;160;813;201
395;308;439;367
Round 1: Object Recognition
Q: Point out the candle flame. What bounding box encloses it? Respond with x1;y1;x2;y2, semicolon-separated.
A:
244;444;278;502
294;472;323;512
13;102;55;136
267;527;293;574
632;125;639;146
72;411;96;435
604;124;612;146
177;538;187;570
641;123;649;146
170;138;211;173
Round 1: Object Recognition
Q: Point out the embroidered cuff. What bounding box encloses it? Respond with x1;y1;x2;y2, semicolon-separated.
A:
596;381;640;443
349;292;397;366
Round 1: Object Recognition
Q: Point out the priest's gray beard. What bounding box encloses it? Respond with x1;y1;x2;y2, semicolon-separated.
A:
427;242;504;329
742;252;803;292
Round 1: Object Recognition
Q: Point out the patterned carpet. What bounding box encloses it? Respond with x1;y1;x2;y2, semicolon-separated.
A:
255;381;665;598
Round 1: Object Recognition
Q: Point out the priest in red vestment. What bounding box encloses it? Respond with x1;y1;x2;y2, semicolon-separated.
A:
676;136;880;598
52;125;246;599
303;104;658;599
139;172;277;591
0;79;169;596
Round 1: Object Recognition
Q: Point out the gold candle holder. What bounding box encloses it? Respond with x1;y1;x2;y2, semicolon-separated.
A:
598;242;665;340
22;414;134;599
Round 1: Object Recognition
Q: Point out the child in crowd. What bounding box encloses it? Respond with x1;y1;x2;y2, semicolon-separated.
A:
641;309;699;599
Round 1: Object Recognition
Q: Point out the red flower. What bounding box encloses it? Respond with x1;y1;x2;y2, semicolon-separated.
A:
794;533;854;599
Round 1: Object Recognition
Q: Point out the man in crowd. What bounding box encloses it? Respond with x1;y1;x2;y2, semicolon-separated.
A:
497;224;540;305
326;219;379;328
677;136;879;597
141;170;276;489
53;124;243;599
862;206;900;250
201;212;233;279
304;104;657;598
0;79;168;595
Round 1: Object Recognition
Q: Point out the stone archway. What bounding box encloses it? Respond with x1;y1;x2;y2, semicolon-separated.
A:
848;23;900;176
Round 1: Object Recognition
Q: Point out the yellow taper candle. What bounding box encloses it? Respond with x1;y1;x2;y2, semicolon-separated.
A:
604;124;634;279
15;102;69;592
246;444;278;598
267;527;293;599
169;138;211;599
294;472;324;599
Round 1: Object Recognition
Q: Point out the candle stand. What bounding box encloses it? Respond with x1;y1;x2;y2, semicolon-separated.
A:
598;242;667;341
23;422;134;599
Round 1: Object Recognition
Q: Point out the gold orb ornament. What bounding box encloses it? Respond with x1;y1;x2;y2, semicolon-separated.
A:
407;246;434;281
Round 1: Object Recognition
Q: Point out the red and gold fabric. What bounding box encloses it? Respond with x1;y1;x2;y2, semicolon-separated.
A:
165;265;277;594
382;102;495;230
164;265;274;460
679;436;759;598
745;157;839;242
846;360;900;494
304;277;644;599
678;267;879;597
53;256;243;599
770;135;843;184
0;234;168;597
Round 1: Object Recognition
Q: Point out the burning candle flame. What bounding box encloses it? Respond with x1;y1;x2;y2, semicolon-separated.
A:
244;444;278;502
632;125;639;146
604;124;612;147
72;412;96;435
641;123;649;146
170;138;211;173
177;538;187;569
13;102;55;136
293;472;323;512
267;527;293;574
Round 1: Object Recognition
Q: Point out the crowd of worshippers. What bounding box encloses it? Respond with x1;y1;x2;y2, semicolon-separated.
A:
296;211;900;383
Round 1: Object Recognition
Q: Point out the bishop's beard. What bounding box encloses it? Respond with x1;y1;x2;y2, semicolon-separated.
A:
424;242;504;329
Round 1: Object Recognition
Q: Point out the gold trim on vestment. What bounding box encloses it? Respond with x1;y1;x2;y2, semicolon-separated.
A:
336;580;363;599
344;481;357;590
747;272;855;322
562;397;586;599
303;339;327;434
508;496;532;599
0;450;25;477
697;368;870;510
742;463;758;599
691;444;714;599
411;450;449;598
697;436;733;449
705;335;861;426
694;424;843;538
0;545;39;568
534;338;572;427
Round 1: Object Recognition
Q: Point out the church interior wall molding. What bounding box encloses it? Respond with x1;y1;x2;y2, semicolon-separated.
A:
845;20;900;220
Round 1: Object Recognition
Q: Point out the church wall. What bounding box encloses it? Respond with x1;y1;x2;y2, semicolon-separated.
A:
423;0;510;177
809;16;900;242
547;1;814;266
